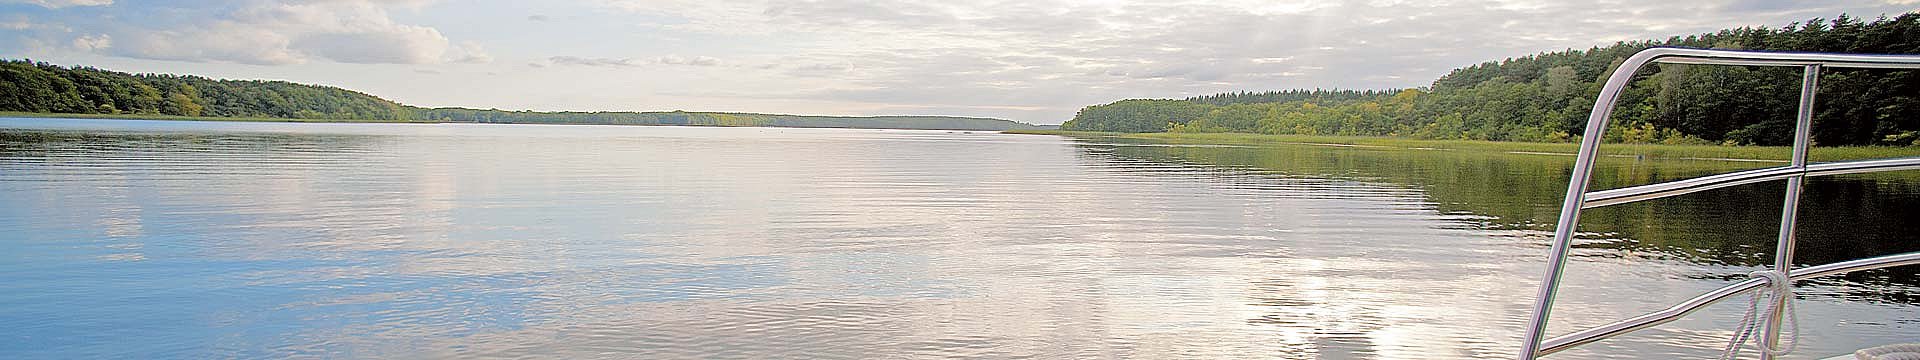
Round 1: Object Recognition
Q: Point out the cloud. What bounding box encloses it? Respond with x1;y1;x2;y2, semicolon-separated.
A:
548;56;643;67
48;0;484;65
289;26;452;64
542;55;721;67
0;14;29;30
3;0;111;9
449;41;492;63
1;13;72;32
655;55;719;66
9;0;1911;124
580;0;1918;123
780;62;851;76
69;33;107;51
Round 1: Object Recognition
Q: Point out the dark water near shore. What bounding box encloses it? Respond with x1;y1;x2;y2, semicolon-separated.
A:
1;118;1914;359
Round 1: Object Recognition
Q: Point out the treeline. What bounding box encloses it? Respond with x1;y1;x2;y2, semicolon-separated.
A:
1;59;411;120
1184;89;1401;106
1062;13;1920;146
0;59;1039;131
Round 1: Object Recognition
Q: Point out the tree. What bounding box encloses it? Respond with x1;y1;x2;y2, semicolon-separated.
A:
1061;12;1920;145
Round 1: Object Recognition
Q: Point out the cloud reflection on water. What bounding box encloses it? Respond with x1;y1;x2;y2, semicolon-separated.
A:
0;119;1913;359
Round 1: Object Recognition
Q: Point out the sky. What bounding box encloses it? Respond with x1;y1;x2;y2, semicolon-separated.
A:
3;0;1917;124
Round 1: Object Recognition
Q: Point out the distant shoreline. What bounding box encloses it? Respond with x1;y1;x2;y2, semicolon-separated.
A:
0;111;427;124
0;111;1052;132
2;59;1044;132
1005;130;1920;162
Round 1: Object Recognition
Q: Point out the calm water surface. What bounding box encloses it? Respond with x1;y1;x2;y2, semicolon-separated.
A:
1;118;1915;359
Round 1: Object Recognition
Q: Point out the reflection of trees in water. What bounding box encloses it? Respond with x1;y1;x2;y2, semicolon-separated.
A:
0;130;384;158
1069;140;1920;289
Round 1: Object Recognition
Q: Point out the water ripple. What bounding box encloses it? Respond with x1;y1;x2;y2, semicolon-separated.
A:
0;119;1915;359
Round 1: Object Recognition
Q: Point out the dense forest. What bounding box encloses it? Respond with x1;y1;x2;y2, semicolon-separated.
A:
1062;13;1920;146
0;59;1040;131
0;60;411;120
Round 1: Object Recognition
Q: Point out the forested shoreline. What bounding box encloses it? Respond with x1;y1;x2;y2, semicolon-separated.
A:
0;60;1041;131
1062;13;1920;146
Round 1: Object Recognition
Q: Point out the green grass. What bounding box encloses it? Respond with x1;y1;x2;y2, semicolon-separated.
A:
0;111;425;123
1003;130;1920;162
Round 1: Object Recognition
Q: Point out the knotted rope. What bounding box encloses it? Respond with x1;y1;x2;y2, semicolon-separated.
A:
1720;270;1798;360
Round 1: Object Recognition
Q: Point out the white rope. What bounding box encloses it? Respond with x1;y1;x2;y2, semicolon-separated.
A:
1720;270;1799;360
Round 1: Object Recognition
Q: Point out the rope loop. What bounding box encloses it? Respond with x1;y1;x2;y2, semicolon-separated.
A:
1720;270;1798;360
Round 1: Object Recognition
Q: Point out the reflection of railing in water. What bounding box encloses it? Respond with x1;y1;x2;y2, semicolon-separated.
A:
1520;48;1920;359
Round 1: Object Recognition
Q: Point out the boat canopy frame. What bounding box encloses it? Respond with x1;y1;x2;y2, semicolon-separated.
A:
1519;47;1920;359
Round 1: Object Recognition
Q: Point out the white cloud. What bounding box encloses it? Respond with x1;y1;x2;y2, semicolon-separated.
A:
69;33;107;51
111;25;306;65
292;28;450;64
10;0;1913;123
1;13;71;32
581;0;1918;122
547;56;641;67
593;0;775;35
0;14;28;30
449;41;492;63
541;55;722;67
655;55;719;66
83;0;483;65
4;0;111;9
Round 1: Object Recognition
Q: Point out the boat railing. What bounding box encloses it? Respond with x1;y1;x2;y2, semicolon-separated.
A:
1519;47;1920;359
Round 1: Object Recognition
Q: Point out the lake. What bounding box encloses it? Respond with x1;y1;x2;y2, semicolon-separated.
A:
1;118;1914;359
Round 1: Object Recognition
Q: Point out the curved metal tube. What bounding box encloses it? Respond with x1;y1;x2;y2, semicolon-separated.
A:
1519;47;1920;359
1653;51;1920;69
1583;157;1920;208
1534;251;1920;356
1517;43;1662;360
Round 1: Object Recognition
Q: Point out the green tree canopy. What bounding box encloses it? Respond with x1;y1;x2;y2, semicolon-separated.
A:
1063;13;1920;146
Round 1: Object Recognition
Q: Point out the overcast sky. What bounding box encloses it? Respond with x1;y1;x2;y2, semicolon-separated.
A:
4;0;1916;124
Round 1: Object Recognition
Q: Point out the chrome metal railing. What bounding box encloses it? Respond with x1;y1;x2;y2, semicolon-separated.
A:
1519;47;1920;359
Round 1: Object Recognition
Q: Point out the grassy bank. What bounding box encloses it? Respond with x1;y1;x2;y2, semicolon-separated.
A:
1003;130;1920;162
0;111;427;123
